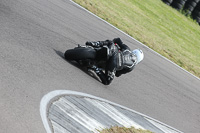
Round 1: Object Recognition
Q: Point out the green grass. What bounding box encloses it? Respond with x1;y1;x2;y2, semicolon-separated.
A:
73;0;200;78
98;126;153;133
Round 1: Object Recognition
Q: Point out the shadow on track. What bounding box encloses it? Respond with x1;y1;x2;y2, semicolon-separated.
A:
53;49;101;83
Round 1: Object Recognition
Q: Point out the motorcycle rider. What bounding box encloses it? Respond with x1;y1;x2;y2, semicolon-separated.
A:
86;38;144;85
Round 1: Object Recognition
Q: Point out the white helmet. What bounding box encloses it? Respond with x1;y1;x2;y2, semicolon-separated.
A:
132;49;144;65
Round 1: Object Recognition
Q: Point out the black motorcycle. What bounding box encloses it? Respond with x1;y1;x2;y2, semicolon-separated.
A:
64;43;120;70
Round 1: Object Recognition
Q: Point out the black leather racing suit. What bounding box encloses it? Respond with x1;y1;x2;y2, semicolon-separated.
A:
86;38;137;85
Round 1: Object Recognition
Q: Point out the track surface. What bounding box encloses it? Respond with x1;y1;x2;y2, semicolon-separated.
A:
0;0;200;133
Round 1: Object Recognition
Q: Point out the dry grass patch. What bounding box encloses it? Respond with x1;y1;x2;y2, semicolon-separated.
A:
99;126;153;133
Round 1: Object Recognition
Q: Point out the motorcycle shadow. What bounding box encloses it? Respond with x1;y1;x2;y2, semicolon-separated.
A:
54;49;101;83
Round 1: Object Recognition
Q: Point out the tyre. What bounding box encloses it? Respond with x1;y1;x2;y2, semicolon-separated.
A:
192;0;200;2
192;2;200;18
192;10;200;17
194;16;200;23
184;0;198;12
162;0;173;5
171;2;184;10
184;4;195;11
193;1;200;11
171;0;187;10
190;1;198;6
64;47;96;60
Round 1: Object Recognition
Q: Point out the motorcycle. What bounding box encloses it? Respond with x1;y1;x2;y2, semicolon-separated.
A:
64;43;120;70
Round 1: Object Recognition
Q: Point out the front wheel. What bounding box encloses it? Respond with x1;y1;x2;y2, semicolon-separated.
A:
64;47;96;60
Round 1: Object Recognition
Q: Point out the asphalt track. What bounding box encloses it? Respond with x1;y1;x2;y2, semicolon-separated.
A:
0;0;200;133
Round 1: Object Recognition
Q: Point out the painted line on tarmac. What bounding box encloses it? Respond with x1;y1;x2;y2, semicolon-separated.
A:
40;90;183;133
69;0;200;81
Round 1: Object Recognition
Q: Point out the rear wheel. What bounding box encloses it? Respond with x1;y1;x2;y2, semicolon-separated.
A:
64;47;96;60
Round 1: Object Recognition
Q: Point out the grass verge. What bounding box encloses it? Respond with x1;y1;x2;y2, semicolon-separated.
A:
73;0;200;78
